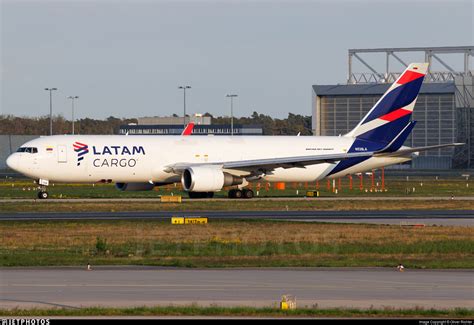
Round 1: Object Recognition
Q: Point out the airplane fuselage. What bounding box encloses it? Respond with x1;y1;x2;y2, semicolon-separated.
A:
7;134;411;184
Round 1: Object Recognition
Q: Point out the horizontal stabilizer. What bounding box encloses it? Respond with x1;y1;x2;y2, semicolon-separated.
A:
376;143;465;157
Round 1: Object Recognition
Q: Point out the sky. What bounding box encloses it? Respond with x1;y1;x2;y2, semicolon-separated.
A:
1;0;472;120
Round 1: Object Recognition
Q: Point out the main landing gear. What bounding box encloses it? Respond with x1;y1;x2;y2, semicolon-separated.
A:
228;188;254;199
187;189;254;199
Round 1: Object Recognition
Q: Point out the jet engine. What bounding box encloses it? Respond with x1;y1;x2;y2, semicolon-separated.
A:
181;166;243;192
115;182;155;191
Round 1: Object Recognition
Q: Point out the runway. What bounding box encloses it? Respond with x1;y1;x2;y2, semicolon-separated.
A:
1;267;472;310
0;209;472;226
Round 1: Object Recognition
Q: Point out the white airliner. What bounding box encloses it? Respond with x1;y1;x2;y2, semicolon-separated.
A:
6;63;463;199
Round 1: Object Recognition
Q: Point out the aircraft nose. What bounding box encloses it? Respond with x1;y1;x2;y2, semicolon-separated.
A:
6;154;19;172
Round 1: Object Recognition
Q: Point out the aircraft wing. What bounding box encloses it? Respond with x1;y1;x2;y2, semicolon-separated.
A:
164;142;465;175
165;151;374;174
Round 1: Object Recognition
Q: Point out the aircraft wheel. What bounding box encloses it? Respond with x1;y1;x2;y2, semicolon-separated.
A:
206;192;214;198
228;189;235;198
38;191;49;199
243;189;254;199
233;189;243;199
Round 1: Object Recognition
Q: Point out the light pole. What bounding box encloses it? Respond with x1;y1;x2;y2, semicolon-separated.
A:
45;88;58;135
226;94;238;136
67;96;79;135
178;86;191;129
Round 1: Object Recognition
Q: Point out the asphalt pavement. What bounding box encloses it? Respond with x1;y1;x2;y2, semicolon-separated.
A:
0;209;472;226
1;267;472;310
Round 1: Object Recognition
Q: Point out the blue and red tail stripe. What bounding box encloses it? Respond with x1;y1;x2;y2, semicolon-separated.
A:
378;107;412;122
357;114;413;145
396;70;425;85
361;76;423;124
332;63;428;177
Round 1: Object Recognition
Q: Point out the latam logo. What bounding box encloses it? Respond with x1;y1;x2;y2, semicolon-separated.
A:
91;145;145;168
92;146;145;155
73;142;89;166
72;144;145;168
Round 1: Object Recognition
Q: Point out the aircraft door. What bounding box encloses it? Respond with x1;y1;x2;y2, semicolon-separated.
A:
58;145;67;163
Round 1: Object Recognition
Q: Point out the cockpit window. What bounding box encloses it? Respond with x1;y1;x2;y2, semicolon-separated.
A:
17;147;38;154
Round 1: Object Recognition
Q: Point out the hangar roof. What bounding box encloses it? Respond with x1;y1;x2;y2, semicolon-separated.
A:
312;82;455;96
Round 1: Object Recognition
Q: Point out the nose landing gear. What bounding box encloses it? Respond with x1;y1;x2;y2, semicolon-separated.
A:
37;190;49;199
37;179;49;199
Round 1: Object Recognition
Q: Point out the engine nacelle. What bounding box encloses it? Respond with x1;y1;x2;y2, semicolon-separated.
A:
115;182;155;191
181;167;243;192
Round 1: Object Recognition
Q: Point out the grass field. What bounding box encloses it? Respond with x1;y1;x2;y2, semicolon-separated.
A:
0;305;472;318
0;198;473;213
0;176;473;199
1;219;472;268
0;199;474;216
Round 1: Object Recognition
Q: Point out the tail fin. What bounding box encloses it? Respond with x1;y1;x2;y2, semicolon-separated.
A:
345;63;428;148
181;122;195;136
